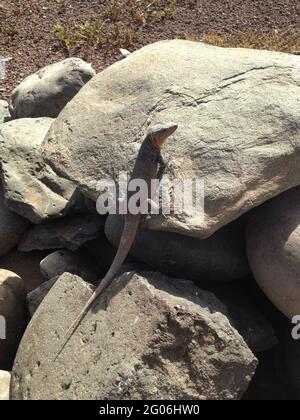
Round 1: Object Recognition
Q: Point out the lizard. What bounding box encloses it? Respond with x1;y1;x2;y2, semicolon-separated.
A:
54;122;178;361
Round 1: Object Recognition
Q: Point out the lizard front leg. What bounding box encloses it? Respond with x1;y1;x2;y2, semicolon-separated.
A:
157;153;168;218
145;153;168;219
157;153;167;183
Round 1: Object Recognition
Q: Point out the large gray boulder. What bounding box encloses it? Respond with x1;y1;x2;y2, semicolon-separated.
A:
11;272;257;400
0;269;27;370
0;100;9;124
0;118;78;223
246;187;300;320
10;58;96;119
0;186;28;257
43;40;300;239
105;214;249;282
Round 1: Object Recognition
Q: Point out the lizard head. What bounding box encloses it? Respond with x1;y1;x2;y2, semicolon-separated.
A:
148;122;178;150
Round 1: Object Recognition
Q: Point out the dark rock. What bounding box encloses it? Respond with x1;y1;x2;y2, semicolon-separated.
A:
204;282;278;354
105;214;249;282
40;249;103;283
0;250;48;293
19;214;106;252
282;322;300;399
244;345;297;401
84;233;137;272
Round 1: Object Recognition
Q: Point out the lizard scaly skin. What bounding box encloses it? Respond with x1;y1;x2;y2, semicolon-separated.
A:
54;122;178;360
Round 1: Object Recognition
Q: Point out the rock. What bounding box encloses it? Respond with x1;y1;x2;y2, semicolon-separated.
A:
0;100;9;123
0;186;29;257
43;40;300;239
246;187;300;319
105;214;249;282
205;282;278;353
0;269;27;369
10;58;95;119
27;278;57;317
29;248;103;315
0;250;49;292
84;233;147;272
19;214;105;252
83;196;99;215
0;117;79;223
119;48;131;59
40;249;102;283
11;271;257;400
0;371;10;400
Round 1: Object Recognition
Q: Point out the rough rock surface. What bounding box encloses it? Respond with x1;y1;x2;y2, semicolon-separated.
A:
43;40;300;239
105;214;249;282
246;187;300;319
40;249;102;283
10;58;95;119
19;214;105;252
0;270;27;369
0;117;78;223
0;100;10;124
11;272;257;400
0;370;10;400
0;187;29;257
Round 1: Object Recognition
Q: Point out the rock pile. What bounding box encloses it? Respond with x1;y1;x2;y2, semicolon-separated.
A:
0;41;299;400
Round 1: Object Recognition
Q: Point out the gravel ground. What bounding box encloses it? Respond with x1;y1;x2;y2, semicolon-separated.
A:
0;0;300;100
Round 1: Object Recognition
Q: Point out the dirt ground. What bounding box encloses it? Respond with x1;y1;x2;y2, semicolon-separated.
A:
0;0;300;100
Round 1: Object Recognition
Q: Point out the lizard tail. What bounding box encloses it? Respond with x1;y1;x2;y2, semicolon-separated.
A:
92;213;142;299
54;214;141;361
53;291;96;362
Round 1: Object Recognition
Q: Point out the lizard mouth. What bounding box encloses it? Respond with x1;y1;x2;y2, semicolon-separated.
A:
166;124;178;137
153;123;178;149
